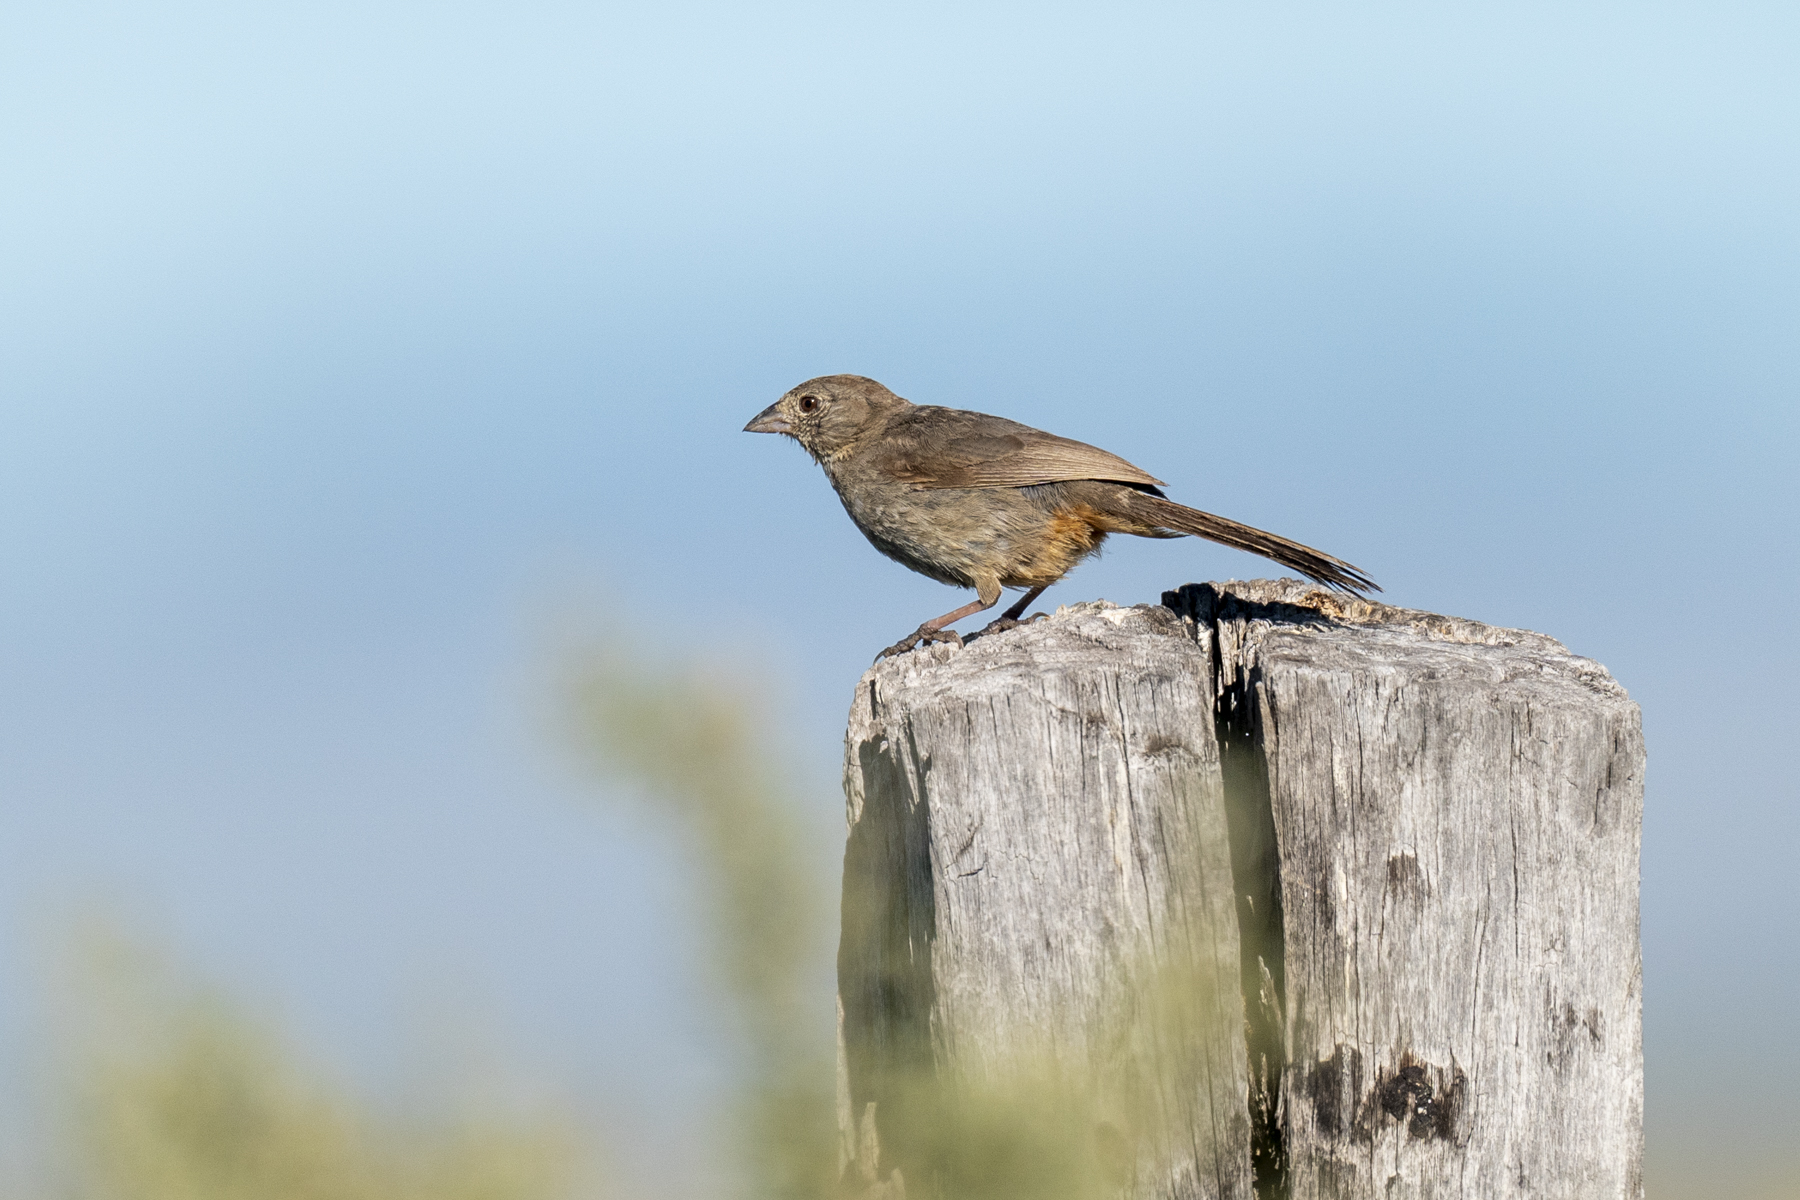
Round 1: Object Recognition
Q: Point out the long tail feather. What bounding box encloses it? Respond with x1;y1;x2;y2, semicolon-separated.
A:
1126;492;1380;595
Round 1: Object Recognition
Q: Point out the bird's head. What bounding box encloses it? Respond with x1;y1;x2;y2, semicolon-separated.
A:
743;374;908;462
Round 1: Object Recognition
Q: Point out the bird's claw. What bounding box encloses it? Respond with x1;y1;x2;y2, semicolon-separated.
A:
875;625;964;662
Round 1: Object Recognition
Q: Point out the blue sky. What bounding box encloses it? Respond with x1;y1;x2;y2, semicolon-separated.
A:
3;1;1796;1192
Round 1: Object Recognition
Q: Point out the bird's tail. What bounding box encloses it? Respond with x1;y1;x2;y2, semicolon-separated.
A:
1112;489;1380;595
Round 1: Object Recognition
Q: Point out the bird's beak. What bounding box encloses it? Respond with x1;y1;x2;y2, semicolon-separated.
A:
743;402;792;435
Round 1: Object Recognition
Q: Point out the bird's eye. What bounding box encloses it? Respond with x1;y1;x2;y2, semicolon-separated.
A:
798;395;820;413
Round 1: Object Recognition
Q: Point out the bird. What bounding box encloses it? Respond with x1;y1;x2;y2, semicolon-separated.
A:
744;374;1378;660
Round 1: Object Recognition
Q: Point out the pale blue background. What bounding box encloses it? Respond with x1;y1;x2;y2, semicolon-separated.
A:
2;1;1795;1192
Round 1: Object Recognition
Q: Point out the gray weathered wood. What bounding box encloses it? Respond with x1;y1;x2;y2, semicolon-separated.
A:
837;602;1251;1198
838;581;1643;1200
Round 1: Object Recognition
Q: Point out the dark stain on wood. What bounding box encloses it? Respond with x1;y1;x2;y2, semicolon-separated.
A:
1384;850;1427;901
1306;1043;1365;1136
1360;1052;1467;1144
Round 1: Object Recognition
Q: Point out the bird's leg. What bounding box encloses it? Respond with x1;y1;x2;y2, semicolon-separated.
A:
968;586;1050;641
875;593;999;662
1000;586;1048;622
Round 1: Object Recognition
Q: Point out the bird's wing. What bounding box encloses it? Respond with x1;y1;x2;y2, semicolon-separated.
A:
874;407;1167;490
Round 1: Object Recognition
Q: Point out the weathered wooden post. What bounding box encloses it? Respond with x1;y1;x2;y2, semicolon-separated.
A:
836;581;1642;1200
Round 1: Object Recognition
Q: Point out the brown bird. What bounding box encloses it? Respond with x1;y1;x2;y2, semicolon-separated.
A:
745;374;1378;659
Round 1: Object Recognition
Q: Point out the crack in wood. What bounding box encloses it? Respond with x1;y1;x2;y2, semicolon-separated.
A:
1207;612;1291;1200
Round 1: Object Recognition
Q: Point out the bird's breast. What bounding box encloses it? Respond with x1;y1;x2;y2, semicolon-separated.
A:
825;473;1104;589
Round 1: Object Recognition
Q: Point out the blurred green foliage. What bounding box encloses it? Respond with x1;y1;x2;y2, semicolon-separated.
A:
567;648;836;1200
50;927;578;1200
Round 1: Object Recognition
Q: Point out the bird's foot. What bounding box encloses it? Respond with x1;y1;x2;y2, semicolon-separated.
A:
969;612;1049;641
875;625;964;662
